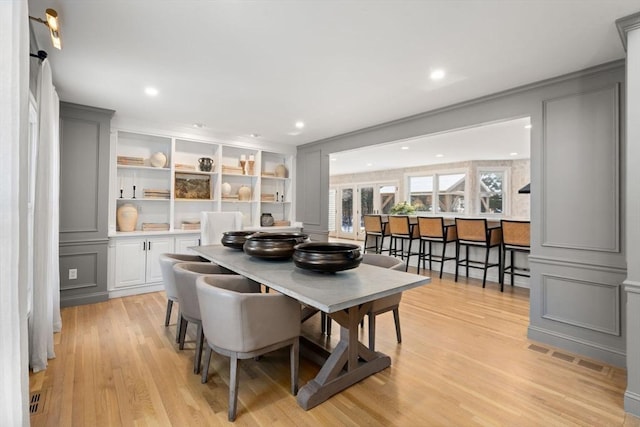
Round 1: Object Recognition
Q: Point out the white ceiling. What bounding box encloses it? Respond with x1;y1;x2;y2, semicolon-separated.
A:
28;1;638;150
329;116;531;176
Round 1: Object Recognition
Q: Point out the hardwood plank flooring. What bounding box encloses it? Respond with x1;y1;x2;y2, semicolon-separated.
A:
30;272;640;426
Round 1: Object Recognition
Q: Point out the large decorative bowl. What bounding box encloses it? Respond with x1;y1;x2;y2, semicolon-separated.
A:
292;242;363;273
221;231;256;250
242;232;309;259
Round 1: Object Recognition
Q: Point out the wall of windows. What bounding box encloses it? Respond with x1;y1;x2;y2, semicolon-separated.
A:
330;159;529;218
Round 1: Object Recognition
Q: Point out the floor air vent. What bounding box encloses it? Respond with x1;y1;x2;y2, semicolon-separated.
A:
29;391;45;415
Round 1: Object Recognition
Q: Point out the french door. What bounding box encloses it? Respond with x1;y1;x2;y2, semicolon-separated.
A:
331;183;397;240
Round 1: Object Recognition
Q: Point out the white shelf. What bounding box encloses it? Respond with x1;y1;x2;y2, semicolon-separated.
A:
111;130;295;234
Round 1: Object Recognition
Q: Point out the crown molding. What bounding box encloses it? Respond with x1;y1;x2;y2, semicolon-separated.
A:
616;11;640;51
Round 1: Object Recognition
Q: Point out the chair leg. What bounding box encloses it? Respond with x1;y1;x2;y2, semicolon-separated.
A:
228;355;240;421
465;245;470;277
482;246;490;288
439;241;447;279
393;308;402;344
368;312;376;351
176;312;183;343
164;299;173;327
510;249;515;287
320;312;326;334
178;316;188;349
201;346;212;384
454;242;460;282
428;241;433;271
326;316;332;336
290;338;299;395
194;323;205;374
404;238;412;272
417;239;423;275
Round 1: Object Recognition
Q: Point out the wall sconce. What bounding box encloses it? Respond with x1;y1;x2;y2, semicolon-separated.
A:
30;8;62;50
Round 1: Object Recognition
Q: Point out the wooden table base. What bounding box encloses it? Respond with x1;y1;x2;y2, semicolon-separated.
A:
297;302;392;410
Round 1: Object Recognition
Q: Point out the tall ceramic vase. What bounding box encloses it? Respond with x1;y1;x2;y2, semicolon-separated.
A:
117;203;138;232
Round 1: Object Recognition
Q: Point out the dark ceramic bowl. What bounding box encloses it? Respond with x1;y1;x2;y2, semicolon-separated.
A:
242;232;310;259
221;231;256;250
292;242;362;273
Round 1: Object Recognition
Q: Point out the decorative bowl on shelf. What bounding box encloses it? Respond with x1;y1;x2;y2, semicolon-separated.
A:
242;232;309;260
292;242;362;273
149;152;167;168
221;231;256;250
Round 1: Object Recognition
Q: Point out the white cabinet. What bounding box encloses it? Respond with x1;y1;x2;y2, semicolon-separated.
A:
174;234;200;255
112;236;174;293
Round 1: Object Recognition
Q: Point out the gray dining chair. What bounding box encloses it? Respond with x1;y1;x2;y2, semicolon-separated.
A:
197;275;301;421
362;253;406;351
172;262;247;374
158;253;208;337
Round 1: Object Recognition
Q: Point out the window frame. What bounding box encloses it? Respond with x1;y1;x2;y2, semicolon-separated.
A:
405;167;469;215
476;166;510;217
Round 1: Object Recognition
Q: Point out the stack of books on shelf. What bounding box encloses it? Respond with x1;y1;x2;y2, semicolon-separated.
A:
141;223;170;232
143;188;170;199
222;165;244;174
262;171;276;177
175;163;196;171
117;155;145;166
261;194;276;202
180;219;201;231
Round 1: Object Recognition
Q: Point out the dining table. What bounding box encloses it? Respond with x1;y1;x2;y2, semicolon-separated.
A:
191;244;431;410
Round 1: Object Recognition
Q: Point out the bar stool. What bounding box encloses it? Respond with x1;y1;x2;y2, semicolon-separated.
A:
454;218;502;289
501;219;530;290
388;215;419;271
363;214;389;254
416;217;457;278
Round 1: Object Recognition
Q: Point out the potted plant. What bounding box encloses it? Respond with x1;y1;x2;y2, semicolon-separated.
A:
390;201;416;215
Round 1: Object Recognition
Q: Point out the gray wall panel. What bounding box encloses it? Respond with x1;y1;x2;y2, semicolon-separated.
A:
59;102;113;306
59;241;108;307
542;274;620;335
59;117;100;233
542;85;620;252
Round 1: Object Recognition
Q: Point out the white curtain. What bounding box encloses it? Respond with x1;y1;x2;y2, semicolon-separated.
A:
29;58;62;372
0;0;30;424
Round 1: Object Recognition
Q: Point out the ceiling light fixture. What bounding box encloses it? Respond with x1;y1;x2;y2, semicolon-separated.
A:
250;133;260;138
30;8;62;50
524;124;532;129
295;121;305;129
430;69;445;80
401;146;409;150
331;158;337;161
145;87;159;96
193;123;204;128
510;152;518;156
435;154;444;158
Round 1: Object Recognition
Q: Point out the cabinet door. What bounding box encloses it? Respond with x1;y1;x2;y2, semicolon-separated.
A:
114;239;146;288
175;235;200;255
145;237;174;283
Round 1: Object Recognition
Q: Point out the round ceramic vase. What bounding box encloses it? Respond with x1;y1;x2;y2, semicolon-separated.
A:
117;203;138;232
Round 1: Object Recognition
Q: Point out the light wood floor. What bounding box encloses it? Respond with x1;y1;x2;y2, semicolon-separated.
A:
30;271;640;426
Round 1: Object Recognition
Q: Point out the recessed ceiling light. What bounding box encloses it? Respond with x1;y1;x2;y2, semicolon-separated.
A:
144;87;159;96
401;146;409;150
524;124;532;129
250;133;260;138
430;69;446;80
193;123;204;128
435;153;444;158
367;163;373;167
330;157;337;161
510;152;518;156
295;121;305;129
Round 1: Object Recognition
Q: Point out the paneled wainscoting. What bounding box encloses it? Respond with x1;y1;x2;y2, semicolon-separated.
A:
29;272;639;426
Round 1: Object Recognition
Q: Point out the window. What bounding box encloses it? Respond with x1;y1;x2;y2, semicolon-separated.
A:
409;175;433;212
407;173;466;213
437;173;465;213
478;170;505;214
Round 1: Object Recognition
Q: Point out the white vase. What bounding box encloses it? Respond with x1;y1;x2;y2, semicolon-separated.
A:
238;185;251;201
149;152;167;168
117;203;138;232
275;164;288;178
221;182;231;196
